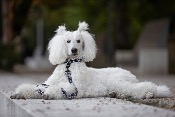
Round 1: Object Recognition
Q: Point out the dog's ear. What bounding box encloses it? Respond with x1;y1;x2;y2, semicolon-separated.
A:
48;25;68;65
78;22;97;62
55;25;66;35
78;21;89;32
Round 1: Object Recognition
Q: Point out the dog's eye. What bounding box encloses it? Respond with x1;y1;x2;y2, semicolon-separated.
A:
67;40;71;43
77;40;81;43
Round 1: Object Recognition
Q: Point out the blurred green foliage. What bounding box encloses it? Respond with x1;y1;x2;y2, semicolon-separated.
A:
0;42;21;70
1;0;175;70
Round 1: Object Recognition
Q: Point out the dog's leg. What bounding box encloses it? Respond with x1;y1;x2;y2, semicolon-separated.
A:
43;83;78;100
10;84;45;99
130;82;171;99
84;84;108;98
108;81;171;99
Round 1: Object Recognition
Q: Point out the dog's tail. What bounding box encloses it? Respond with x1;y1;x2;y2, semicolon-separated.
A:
156;85;171;98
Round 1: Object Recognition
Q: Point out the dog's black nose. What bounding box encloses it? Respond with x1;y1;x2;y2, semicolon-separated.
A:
71;48;78;54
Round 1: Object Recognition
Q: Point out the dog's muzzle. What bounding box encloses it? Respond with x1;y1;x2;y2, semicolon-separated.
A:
71;48;78;55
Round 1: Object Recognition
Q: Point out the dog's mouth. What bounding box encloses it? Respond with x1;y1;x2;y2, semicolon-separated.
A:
68;53;78;58
72;53;78;56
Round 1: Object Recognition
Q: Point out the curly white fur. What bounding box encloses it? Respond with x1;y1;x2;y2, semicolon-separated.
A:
11;21;171;100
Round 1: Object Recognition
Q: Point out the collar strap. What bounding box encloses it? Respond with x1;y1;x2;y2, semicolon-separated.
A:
64;58;83;69
64;58;83;64
64;58;82;84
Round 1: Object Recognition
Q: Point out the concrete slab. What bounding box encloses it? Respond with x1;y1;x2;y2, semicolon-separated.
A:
115;19;170;74
1;91;175;117
139;49;168;75
0;91;33;117
136;18;169;49
137;19;170;74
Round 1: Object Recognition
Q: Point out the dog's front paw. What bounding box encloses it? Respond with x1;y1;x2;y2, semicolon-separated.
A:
61;87;78;100
43;94;54;100
108;91;116;98
10;93;26;100
108;91;126;99
145;92;154;99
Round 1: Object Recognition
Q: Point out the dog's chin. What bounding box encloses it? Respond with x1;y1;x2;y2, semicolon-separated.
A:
73;53;78;56
69;53;79;58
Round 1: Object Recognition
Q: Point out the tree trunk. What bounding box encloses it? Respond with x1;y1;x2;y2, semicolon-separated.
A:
1;0;13;45
115;0;130;49
104;0;115;66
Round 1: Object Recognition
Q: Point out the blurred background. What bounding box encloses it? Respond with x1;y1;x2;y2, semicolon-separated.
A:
0;0;175;75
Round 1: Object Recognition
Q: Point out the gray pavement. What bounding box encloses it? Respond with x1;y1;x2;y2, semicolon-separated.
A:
0;72;175;117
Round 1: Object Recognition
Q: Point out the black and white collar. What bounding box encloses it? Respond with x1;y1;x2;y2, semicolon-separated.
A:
64;58;83;84
64;58;83;64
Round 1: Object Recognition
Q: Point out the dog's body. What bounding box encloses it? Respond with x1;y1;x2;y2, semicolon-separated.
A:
11;22;171;100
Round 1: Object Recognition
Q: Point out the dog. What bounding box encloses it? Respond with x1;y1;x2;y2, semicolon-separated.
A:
10;21;171;100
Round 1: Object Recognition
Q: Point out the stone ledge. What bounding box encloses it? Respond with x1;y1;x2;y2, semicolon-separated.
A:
1;91;175;117
0;91;33;117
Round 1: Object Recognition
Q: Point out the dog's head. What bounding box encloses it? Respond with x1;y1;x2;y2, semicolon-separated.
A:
48;21;97;65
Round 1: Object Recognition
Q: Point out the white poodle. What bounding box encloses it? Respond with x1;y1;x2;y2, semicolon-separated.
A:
11;21;171;100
